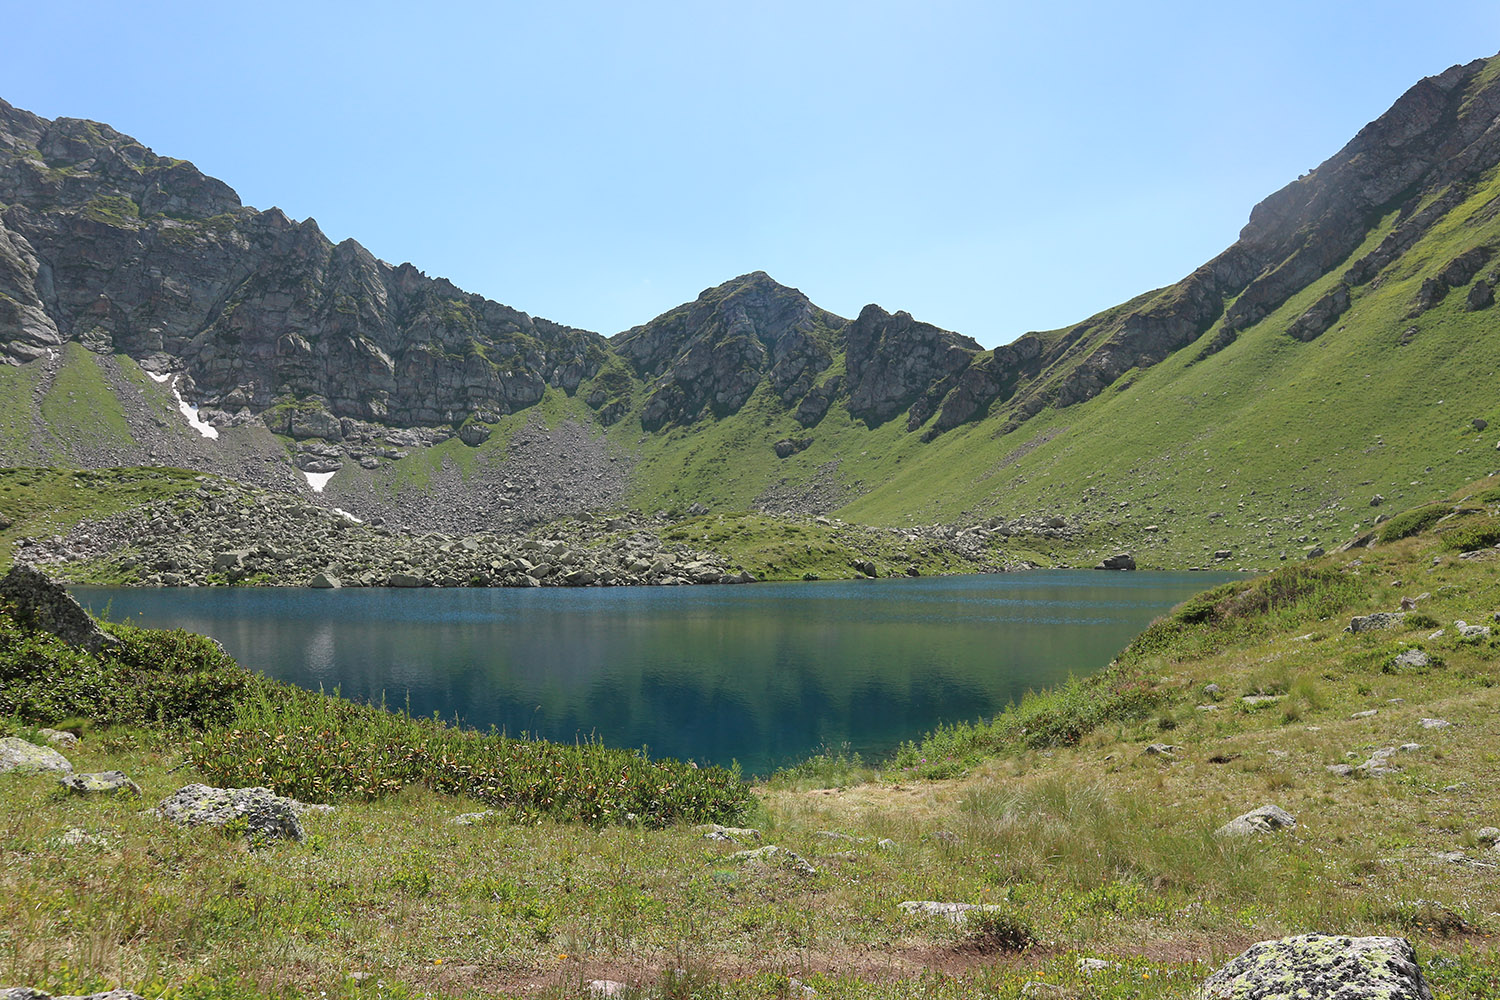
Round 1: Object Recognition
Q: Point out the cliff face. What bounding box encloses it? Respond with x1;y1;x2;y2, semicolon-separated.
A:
0;100;605;435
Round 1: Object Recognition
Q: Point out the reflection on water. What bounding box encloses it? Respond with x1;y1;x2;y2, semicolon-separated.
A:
75;571;1233;774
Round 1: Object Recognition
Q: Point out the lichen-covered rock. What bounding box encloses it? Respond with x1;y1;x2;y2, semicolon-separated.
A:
730;844;817;876
156;783;306;842
1347;612;1406;633
897;900;1006;924
1215;804;1296;837
1201;933;1432;999
60;770;141;797
0;736;73;775
0;564;118;653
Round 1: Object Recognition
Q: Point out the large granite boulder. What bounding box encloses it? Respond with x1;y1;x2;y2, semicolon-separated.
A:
1202;934;1431;999
156;783;306;842
0;564;117;653
0;736;73;775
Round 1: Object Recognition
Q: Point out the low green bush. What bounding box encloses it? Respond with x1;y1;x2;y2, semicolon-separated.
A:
1124;565;1365;661
192;686;749;827
1377;504;1453;543
1438;515;1500;552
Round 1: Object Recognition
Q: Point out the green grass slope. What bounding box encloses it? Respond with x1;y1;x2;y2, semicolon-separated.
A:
590;154;1500;571
4;486;1500;998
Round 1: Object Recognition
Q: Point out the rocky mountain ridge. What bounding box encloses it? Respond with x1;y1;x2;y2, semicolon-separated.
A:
5;54;1500;564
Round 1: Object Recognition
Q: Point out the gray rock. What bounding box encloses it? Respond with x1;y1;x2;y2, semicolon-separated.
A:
60;770;141;797
387;573;425;588
1019;984;1074;1000
1305;546;1326;559
37;728;78;748
1096;552;1135;571
54;826;109;848
695;823;761;841
1203;683;1221;696
0;737;73;775
730;844;817;876
1215;804;1296;837
449;810;500;826
1455;620;1491;639
1476;826;1500;844
1351;709;1379;719
897;901;1005;924
308;571;341;588
1348;612;1406;633
587;981;627;998
1391;648;1430;669
1201;934;1431;1000
0;564;118;653
156;783;306;842
1357;747;1401;775
1;992;147;1000
1241;694;1283;707
1419;718;1452;729
1143;743;1180;757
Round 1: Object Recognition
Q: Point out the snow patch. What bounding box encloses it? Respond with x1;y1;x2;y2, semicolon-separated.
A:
332;507;362;523
147;371;219;439
304;471;336;493
177;395;219;439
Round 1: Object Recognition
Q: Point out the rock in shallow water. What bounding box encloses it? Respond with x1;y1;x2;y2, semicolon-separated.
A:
1201;933;1431;1000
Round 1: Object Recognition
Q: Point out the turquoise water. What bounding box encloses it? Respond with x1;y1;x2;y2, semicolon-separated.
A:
74;571;1232;774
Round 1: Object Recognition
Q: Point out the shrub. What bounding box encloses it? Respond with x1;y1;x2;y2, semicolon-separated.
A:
191;686;750;827
1377;504;1453;543
1438;515;1500;552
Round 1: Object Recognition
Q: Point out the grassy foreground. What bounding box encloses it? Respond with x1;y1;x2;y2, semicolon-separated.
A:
5;482;1500;999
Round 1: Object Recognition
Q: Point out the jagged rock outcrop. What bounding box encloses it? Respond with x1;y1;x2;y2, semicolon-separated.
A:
843;305;979;427
613;272;844;430
0;98;605;433
0;563;117;653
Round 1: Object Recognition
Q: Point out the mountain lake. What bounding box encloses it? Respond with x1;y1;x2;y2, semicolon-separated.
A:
74;571;1236;775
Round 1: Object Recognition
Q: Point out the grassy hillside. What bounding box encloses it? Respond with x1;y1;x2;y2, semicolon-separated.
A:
536;154;1500;571
4;485;1500;998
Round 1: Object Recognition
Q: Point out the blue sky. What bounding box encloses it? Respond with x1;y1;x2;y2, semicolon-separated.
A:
4;2;1498;346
